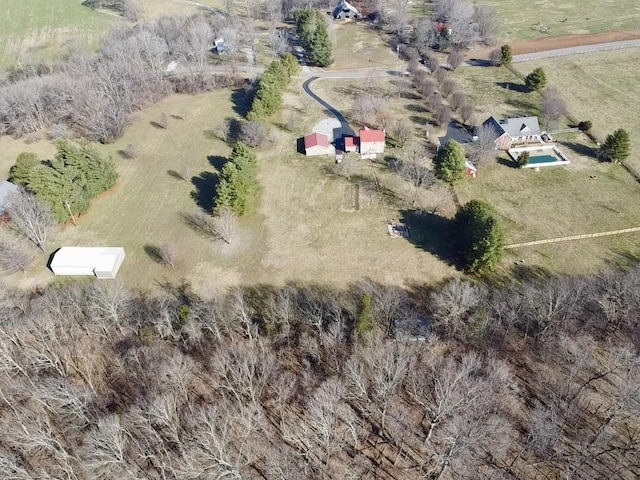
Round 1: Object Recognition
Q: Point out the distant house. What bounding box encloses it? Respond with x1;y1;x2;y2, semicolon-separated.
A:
483;116;542;150
214;38;228;54
0;180;18;216
333;0;362;20
465;160;477;178
304;133;332;156
359;127;385;159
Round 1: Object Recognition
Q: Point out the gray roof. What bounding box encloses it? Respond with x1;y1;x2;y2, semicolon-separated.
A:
333;0;362;18
438;122;475;146
0;180;18;214
483;116;541;138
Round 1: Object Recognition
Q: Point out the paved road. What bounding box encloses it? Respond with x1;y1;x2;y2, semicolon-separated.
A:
302;76;353;135
512;38;640;62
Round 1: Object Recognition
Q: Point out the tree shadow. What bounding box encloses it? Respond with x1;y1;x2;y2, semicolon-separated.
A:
143;244;164;264
497;158;518;168
505;99;538;116
496;81;528;93
406;103;428;113
559;141;597;159
167;170;188;181
149;121;167;129
207;155;227;171
296;137;305;155
191;171;219;212
509;263;553;284
203;130;217;140
399;209;458;268
409;115;429;125
231;84;253;118
170;114;185;121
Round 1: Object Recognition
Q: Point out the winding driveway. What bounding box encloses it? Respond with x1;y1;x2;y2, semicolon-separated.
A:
302;76;352;135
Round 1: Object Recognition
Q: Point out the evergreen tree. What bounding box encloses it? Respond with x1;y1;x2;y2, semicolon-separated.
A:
9;152;40;186
295;9;316;49
524;67;547;92
310;14;333;67
500;44;512;65
516;151;530;168
435;140;466;185
454;200;504;274
281;53;301;77
214;143;259;216
600;128;631;163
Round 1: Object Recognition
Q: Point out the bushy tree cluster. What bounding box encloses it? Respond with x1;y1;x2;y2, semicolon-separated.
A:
215;143;259;215
248;53;300;119
435;140;466;184
295;9;333;67
454;199;504;273
9;140;117;222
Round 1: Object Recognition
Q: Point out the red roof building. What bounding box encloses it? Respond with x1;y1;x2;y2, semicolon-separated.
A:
359;127;385;143
359;127;385;158
303;132;331;156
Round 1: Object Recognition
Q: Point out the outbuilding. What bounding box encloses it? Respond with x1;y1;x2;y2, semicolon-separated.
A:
50;247;126;279
359;127;385;159
0;180;18;216
304;132;332;156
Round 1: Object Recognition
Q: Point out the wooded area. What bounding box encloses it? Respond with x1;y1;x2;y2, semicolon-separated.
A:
1;268;639;479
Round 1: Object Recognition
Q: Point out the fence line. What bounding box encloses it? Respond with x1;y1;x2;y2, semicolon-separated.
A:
505;227;640;249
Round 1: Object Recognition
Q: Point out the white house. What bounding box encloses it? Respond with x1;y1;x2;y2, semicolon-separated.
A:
304;133;332;156
50;247;126;279
0;180;18;216
333;0;362;20
359;127;385;159
482;116;542;150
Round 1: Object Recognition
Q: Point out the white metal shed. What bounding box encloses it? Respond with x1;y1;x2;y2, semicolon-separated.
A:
50;247;126;279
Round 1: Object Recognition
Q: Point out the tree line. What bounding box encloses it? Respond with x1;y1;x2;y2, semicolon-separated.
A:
0;265;640;478
248;54;300;120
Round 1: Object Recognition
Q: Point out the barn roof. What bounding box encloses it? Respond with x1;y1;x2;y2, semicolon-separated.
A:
304;132;329;148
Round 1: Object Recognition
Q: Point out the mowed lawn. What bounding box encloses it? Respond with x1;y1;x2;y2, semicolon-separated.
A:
517;49;640;172
484;0;640;40
330;22;399;70
457;151;640;274
0;0;118;66
2;85;457;292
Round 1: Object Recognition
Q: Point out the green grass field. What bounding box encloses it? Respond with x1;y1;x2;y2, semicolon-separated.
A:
0;0;119;66
517;49;640;172
330;22;399;70
483;0;640;40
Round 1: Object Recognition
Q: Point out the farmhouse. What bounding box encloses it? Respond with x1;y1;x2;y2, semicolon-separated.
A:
0;180;18;216
359;127;385;159
50;247;126;279
333;0;362;20
483;116;542;150
304;133;332;156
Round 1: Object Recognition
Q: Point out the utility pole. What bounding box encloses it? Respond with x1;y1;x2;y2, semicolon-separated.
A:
65;201;77;226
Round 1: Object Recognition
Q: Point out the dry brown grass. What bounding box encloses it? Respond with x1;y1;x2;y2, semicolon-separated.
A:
330;22;399;70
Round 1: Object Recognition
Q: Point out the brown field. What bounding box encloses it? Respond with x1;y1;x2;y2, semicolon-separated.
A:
330;22;399;70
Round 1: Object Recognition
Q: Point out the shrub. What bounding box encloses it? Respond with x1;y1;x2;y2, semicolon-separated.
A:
525;67;547;92
123;143;140;159
600;128;631;163
516;151;530;168
578;120;593;132
500;44;512;65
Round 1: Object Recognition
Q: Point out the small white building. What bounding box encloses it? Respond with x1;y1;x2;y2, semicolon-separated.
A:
304;133;332;156
50;247;126;279
0;180;18;216
359;127;385;159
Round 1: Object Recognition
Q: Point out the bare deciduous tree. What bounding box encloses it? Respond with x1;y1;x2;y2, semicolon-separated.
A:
6;189;56;251
541;87;568;130
435;104;452;126
213;207;237;245
460;102;475;125
0;236;33;273
470;121;497;164
447;50;464;70
450;91;467;111
440;77;458;97
158;243;177;267
391;118;412;148
239;120;268;147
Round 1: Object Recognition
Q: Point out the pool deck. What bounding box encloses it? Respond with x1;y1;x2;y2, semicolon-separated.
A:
508;144;571;168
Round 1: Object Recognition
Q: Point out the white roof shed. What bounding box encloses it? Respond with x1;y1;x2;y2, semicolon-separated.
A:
50;247;126;279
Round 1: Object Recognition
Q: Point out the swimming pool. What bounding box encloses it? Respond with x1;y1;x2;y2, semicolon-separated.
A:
528;154;557;165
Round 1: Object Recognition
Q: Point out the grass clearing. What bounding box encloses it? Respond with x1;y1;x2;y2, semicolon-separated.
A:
483;0;640;40
516;48;640;172
2;82;458;293
330;22;399;70
457;138;640;274
0;0;119;66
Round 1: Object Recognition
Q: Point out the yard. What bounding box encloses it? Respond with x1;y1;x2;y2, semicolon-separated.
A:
1;83;458;292
482;0;640;41
517;48;640;173
329;22;399;70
